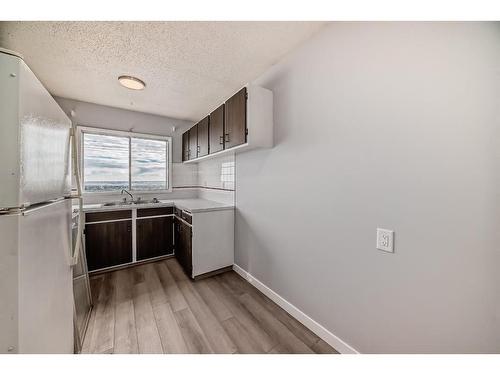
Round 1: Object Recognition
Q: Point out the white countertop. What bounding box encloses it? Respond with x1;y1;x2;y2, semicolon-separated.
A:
74;198;234;214
164;199;234;213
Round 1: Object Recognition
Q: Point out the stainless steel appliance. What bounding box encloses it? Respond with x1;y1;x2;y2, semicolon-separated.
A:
0;48;91;353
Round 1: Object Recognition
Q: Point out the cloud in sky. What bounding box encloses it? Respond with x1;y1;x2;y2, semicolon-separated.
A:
83;133;167;184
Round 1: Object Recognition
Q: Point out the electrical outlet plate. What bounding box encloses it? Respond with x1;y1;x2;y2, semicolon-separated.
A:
377;228;394;253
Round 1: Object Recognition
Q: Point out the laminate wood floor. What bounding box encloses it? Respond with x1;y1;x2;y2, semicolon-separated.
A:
82;258;339;354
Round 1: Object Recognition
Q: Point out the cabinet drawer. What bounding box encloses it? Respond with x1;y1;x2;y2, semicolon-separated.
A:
86;210;132;223
181;210;192;224
137;206;173;217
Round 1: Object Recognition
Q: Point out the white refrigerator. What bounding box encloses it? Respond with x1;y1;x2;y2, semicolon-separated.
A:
0;48;84;354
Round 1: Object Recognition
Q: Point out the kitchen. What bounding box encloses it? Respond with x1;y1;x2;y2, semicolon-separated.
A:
0;23;333;355
1;7;500;371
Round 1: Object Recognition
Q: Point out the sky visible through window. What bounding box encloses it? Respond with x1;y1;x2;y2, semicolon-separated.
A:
83;132;168;192
131;137;167;191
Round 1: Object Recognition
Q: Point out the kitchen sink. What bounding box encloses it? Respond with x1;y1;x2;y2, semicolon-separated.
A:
102;199;160;207
133;199;160;205
103;201;133;207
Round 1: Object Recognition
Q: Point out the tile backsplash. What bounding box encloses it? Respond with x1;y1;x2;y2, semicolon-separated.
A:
196;155;235;205
172;162;198;187
220;161;235;191
197;155;235;191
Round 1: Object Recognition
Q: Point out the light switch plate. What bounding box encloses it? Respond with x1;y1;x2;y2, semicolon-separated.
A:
377;228;394;253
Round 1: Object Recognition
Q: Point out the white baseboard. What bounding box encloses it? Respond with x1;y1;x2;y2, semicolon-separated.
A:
232;263;359;354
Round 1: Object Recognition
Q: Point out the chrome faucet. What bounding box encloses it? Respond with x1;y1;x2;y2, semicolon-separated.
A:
121;189;134;202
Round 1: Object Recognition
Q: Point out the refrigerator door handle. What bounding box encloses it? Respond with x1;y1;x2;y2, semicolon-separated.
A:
70;127;83;267
22;198;65;216
70;197;83;267
70;245;80;266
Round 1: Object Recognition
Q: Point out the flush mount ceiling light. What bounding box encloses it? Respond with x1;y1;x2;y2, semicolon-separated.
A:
118;75;146;90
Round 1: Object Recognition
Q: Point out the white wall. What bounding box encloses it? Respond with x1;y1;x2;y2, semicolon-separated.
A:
235;22;500;353
55;96;192;162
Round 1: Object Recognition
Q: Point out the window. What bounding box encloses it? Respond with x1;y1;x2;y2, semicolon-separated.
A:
80;127;171;193
131;137;167;191
83;133;129;192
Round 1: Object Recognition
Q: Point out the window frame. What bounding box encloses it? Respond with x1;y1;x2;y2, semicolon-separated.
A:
77;126;173;195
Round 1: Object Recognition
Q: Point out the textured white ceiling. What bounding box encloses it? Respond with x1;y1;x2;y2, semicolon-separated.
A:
0;21;325;121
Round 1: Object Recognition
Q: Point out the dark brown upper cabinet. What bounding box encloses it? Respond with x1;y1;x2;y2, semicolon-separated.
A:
181;85;272;163
224;87;247;149
197;116;209;157
182;131;189;162
209;104;225;154
188;125;198;160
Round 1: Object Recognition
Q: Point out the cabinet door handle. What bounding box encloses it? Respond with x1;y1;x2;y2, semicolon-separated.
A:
219;135;224;145
225;133;230;143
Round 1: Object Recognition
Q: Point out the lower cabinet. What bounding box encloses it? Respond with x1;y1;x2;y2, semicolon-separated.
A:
136;216;174;260
175;208;234;279
85;220;133;271
84;205;233;277
175;217;192;277
84;207;173;273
